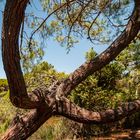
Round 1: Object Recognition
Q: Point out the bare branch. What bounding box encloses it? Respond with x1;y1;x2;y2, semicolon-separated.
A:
28;0;75;51
87;11;101;42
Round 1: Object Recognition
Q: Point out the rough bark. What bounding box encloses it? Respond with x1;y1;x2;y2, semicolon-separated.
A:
1;0;140;139
1;0;40;109
56;97;140;124
1;109;53;140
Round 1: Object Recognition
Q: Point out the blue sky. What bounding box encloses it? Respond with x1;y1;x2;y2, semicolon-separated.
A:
0;0;108;79
0;1;5;78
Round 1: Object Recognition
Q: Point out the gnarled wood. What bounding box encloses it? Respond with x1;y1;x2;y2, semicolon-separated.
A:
1;108;53;140
56;97;140;124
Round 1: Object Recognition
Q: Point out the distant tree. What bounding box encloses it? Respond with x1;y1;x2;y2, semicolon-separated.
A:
1;0;140;139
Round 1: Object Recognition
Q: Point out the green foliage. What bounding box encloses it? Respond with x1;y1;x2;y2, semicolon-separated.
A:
0;79;8;93
117;39;140;70
24;61;66;91
85;47;97;61
29;117;70;140
0;79;7;86
70;66;123;112
67;59;125;137
95;61;124;90
21;40;45;73
66;44;140;137
0;91;16;136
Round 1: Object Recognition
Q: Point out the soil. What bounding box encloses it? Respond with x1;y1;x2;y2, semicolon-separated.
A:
92;129;140;140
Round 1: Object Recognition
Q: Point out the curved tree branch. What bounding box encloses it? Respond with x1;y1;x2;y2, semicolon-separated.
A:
1;108;53;140
58;0;140;97
55;97;140;124
1;0;42;108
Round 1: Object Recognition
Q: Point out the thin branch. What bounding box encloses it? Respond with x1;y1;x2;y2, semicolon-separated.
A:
66;0;73;25
87;0;112;41
67;0;91;47
87;11;101;42
23;31;29;39
105;14;127;28
28;0;75;51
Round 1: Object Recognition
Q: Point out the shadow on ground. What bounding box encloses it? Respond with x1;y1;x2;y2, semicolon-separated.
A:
91;129;140;140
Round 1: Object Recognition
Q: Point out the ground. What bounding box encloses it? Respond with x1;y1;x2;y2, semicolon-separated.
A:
92;129;140;140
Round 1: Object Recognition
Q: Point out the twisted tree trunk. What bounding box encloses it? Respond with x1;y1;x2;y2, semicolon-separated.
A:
1;0;140;139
